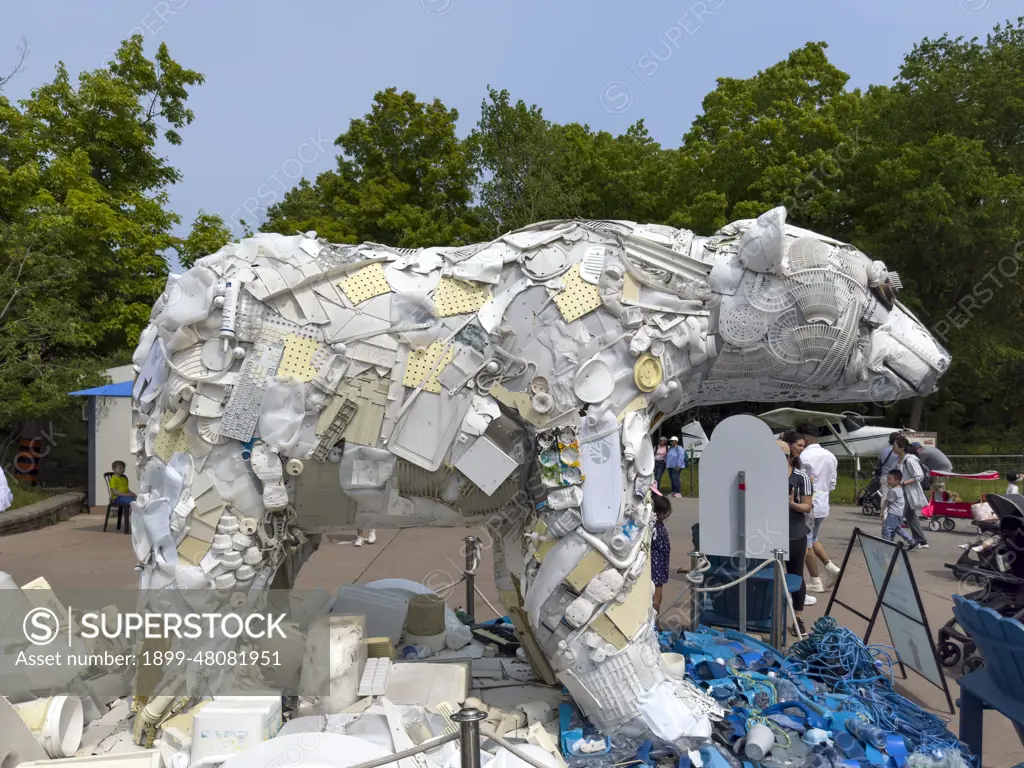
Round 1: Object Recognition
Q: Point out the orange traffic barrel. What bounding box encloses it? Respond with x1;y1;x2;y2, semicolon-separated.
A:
14;437;43;484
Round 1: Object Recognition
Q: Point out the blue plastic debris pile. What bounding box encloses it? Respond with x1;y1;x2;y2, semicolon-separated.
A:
558;618;974;768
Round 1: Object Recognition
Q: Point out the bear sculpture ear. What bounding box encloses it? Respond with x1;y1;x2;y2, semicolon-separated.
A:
737;206;787;274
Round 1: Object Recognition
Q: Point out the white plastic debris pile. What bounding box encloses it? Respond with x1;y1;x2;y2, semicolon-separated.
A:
0;651;568;768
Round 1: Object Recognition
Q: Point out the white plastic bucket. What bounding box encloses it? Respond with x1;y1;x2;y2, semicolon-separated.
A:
14;696;84;758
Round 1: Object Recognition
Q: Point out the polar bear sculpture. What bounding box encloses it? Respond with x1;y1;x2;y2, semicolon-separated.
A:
129;207;950;733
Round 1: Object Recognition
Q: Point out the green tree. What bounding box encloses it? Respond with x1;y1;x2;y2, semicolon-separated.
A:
831;19;1024;447
265;88;485;247
0;35;203;450
472;88;674;233
471;88;587;234
178;210;232;268
672;42;857;231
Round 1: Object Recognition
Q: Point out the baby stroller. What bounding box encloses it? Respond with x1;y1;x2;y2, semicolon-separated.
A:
948;493;1024;579
857;474;883;516
938;494;1024;674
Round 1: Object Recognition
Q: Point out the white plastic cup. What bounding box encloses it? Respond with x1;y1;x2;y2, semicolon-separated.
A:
744;722;775;762
14;695;84;758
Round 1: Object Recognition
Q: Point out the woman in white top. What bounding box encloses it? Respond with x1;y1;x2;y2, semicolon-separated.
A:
893;436;929;548
1007;472;1020;496
0;467;12;513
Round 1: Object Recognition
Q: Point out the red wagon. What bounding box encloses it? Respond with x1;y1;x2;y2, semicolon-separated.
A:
922;469;1000;532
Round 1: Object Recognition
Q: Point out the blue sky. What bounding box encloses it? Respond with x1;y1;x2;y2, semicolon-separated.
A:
2;0;1009;270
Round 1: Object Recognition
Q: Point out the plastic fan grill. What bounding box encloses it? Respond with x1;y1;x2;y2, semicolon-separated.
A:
791;324;845;362
828;249;860;280
789;276;855;325
808;304;861;385
745;273;796;313
718;302;773;348
785;237;832;273
768;308;804;364
709;345;789;379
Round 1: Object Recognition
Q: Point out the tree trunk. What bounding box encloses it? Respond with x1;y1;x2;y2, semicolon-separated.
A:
909;396;924;432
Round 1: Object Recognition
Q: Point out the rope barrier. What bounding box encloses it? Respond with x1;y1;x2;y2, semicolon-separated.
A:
683;554;807;639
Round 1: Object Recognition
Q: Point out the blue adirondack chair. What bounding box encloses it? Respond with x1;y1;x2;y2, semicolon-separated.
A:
951;595;1024;757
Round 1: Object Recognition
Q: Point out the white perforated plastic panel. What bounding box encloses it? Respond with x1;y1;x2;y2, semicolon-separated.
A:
553;264;603;322
278;334;322;381
434;278;492;317
402;343;454;393
341;263;392;304
718;302;772;347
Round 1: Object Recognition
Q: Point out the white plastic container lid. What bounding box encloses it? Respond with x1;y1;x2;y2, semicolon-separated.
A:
212;534;233;552
235;564;255;582
42;696;84;758
214;573;236;590
242;547;263;566
220;551;243;570
217;513;239;533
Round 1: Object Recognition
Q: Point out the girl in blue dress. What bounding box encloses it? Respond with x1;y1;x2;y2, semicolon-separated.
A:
651;489;672;620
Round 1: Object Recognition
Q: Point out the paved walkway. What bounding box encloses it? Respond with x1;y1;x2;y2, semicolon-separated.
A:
0;499;1017;766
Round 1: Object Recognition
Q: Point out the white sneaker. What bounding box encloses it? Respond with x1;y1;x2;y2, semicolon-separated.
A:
354;536;364;547
804;595;818;606
825;561;841;587
367;530;377;544
806;576;825;593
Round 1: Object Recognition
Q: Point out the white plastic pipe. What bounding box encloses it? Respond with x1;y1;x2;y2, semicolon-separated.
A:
137;695;176;733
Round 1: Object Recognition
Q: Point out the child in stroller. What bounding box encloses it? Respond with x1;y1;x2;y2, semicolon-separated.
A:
938;494;1024;674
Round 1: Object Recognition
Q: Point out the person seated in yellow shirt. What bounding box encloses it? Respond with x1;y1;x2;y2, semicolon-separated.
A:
109;460;137;506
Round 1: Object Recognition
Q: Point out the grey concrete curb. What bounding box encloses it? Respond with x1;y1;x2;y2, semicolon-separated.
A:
0;492;87;536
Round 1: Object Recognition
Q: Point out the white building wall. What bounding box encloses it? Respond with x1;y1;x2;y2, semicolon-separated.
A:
90;365;137;507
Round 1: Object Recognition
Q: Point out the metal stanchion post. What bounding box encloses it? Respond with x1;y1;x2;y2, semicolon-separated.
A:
463;535;480;622
771;548;787;650
737;471;747;634
688;550;703;631
451;707;487;768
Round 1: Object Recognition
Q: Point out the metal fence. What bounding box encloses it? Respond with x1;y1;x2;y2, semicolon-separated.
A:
666;453;1024;505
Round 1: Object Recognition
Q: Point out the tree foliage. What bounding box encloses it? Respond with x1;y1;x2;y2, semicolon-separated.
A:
178;210;232;269
0;35;203;430
264;88;485;246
